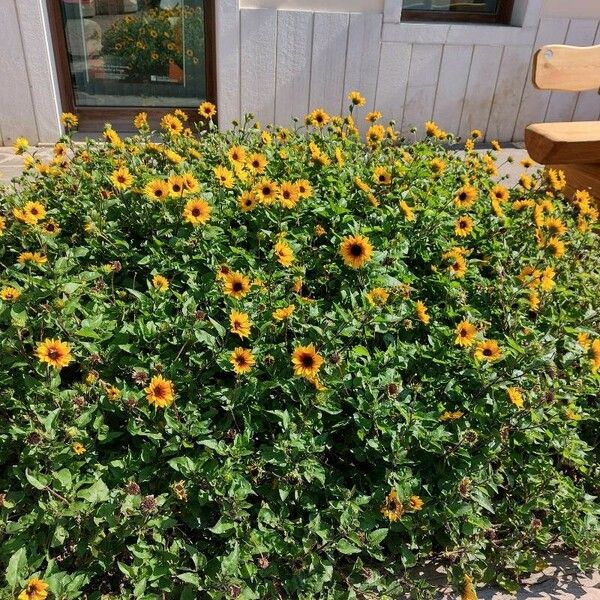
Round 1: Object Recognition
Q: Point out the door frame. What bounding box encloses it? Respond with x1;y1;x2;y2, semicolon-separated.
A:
46;0;217;132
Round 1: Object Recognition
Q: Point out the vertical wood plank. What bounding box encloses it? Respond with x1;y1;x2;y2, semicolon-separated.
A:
545;19;599;123
374;42;411;126
309;12;350;115
240;8;277;125
486;45;531;142
512;17;570;140
15;0;62;142
457;45;503;140
572;22;600;122
275;10;313;125
432;45;473;137
216;0;241;128
343;13;383;114
402;44;443;133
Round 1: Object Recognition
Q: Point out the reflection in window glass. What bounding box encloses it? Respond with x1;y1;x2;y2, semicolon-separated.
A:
60;0;206;107
403;0;500;13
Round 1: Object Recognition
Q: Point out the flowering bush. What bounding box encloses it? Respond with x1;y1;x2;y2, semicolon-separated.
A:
1;99;599;600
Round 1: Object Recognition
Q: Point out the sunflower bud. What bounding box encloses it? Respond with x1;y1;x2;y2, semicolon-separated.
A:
140;495;157;513
125;481;140;495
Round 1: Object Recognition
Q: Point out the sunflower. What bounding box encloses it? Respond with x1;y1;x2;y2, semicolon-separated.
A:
381;488;403;522
366;124;385;146
0;286;21;302
399;200;415;221
430;158;446;177
255;179;280;205
546;168;566;191
238;191;258;212
279;181;300;208
230;347;255;374
18;578;49;600
16;201;46;224
61;112;78;128
36;338;72;369
543;217;566;237
296;179;313;198
230;310;252;339
366;287;389;306
590;339;600;372
408;495;424;511
440;410;464;421
372;166;391;185
474;339;502;362
546;236;565;258
198;101;217;119
144;179;170;201
183;198;211;226
309;108;330;127
292;344;324;379
340;234;373;269
519;173;533;190
425;120;442;137
168;175;186;198
541;266;555;291
507;387;524;409
17;252;47;265
247;152;267;173
228;145;246;164
462;575;478;600
578;332;591;350
348;91;366;106
181;172;200;195
454;321;477;347
274;241;294;267
415;300;430;324
13;136;29;155
454;185;478;209
145;375;175;408
449;256;467;278
454;215;474;237
72;442;86;455
366;111;382;123
490;184;509;203
133;112;148;129
223;271;251;299
273;304;295;321
0;216;5;234
111;166;133;190
152;275;169;291
214;165;234;189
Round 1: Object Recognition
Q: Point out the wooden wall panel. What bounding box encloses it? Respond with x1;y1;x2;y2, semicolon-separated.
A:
275;10;313;124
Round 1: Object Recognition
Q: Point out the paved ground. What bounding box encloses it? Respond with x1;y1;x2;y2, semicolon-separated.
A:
1;141;598;598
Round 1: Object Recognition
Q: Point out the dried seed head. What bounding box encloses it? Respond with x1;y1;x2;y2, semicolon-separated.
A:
111;260;122;272
27;431;43;445
132;371;148;384
329;352;341;365
531;517;542;529
89;353;103;365
140;494;157;513
463;430;479;445
228;585;241;599
544;390;555;404
387;383;399;396
458;477;471;499
172;480;188;502
225;428;238;440
125;481;140;495
500;425;510;442
257;556;269;569
195;310;206;321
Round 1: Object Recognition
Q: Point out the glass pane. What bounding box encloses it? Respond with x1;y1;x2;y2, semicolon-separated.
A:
60;0;206;107
403;0;500;13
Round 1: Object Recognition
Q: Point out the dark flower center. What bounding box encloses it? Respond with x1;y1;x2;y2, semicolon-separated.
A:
301;354;314;368
48;349;60;359
192;208;201;217
232;281;243;292
459;192;467;201
483;348;492;356
350;244;364;257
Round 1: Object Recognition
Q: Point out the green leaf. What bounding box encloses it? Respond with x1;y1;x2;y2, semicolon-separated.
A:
336;539;361;555
368;528;389;545
6;547;27;590
25;468;47;490
78;479;110;504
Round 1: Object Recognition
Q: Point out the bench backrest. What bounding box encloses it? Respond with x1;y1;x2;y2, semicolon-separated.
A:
533;44;600;92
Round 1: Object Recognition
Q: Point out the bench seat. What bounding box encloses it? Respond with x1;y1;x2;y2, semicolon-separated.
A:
524;121;600;165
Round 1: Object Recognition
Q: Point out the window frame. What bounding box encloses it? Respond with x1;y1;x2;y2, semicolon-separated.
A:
401;0;515;24
45;0;217;132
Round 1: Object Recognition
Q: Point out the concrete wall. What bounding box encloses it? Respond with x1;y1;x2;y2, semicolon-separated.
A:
1;0;599;144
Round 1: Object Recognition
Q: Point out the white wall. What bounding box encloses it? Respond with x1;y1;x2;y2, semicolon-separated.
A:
0;0;61;146
218;0;600;141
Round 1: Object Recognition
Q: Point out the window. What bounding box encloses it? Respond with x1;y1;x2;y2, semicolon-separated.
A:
401;0;515;24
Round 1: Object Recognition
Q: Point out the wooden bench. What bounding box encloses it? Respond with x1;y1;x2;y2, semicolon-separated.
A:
524;44;600;201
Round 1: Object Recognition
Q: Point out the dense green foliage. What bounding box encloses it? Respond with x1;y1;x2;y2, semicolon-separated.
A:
1;103;599;599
